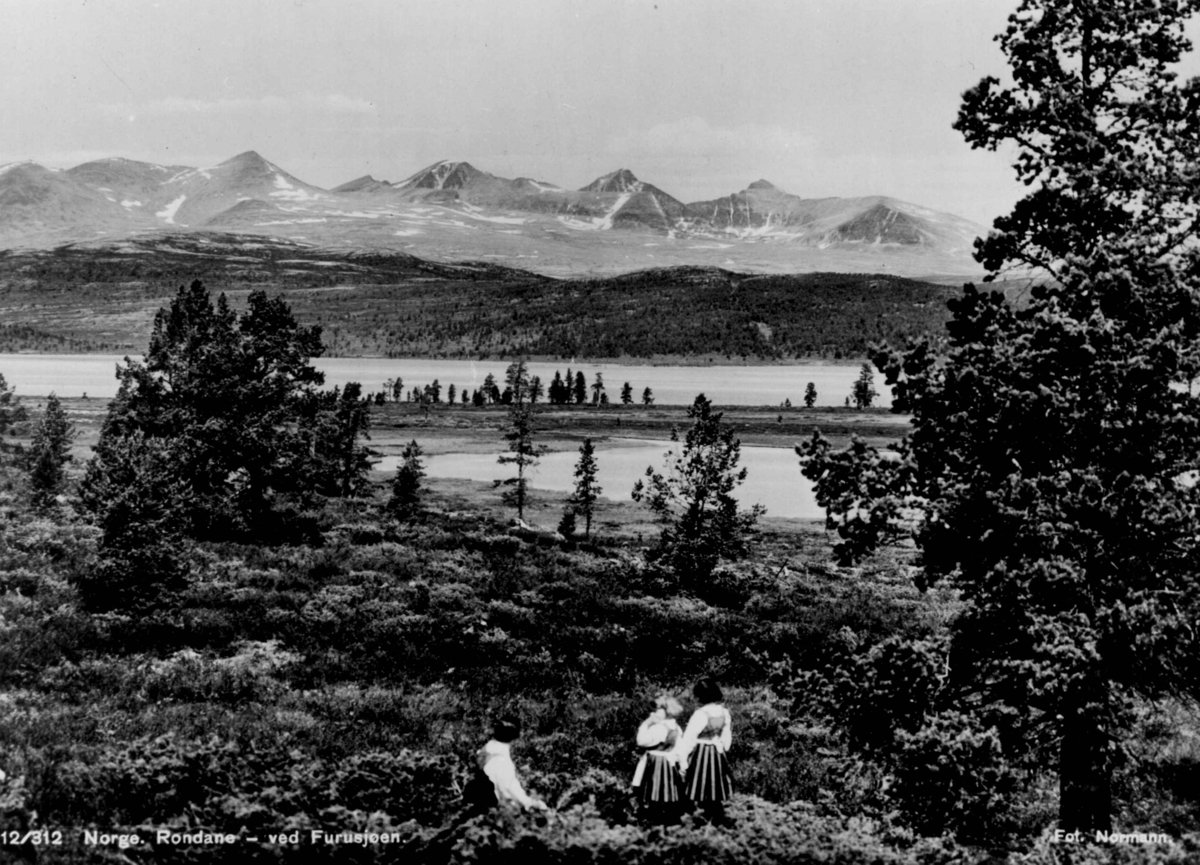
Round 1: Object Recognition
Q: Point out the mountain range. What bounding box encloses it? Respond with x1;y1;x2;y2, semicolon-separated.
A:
0;151;988;278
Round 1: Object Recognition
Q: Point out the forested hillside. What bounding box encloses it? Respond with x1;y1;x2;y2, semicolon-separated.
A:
0;234;961;359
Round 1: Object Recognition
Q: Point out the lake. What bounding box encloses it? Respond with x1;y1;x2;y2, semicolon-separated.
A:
0;354;890;408
0;352;836;520
376;441;825;521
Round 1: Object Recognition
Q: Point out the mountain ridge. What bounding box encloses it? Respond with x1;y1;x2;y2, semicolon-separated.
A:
0;151;988;278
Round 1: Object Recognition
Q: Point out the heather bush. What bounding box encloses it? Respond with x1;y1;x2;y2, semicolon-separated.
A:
141;641;301;705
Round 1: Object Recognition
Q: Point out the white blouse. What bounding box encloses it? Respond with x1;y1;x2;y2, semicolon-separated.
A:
480;740;537;809
679;703;732;762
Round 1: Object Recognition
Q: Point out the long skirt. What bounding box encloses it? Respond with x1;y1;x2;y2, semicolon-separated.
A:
636;753;685;804
685;743;732;802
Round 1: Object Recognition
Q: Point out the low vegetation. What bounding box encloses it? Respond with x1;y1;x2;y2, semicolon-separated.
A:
0;279;1196;863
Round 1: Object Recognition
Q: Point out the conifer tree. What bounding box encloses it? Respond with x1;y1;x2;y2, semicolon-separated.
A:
800;0;1200;834
389;439;425;518
568;437;602;538
77;431;192;613
27;393;75;509
505;359;530;404
83;280;340;537
498;401;547;523
850;363;877;409
591;372;606;405
634;394;763;581
0;372;28;457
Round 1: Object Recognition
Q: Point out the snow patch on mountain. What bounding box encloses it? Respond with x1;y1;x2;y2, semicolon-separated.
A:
253;218;328;226
156;195;187;223
557;191;634;231
270;173;322;202
459;203;526;225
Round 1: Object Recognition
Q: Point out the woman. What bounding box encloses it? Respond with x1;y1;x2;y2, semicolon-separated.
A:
463;715;548;815
679;678;733;825
630;695;686;824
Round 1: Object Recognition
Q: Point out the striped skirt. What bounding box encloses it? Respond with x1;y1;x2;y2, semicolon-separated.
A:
636;753;685;804
685;743;732;802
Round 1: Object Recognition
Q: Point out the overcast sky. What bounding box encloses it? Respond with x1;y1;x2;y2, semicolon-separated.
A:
0;0;1135;227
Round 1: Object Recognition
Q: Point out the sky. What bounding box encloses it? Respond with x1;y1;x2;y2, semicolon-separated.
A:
0;0;1090;227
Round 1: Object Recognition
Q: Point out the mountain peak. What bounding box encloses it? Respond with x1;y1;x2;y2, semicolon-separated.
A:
582;168;643;194
747;179;776;191
333;174;392;193
397;160;490;191
220;150;273;170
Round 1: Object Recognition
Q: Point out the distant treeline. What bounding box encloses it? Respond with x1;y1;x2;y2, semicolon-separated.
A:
315;268;958;360
0;322;122;354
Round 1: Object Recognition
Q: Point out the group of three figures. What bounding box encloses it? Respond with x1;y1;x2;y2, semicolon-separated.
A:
464;678;733;826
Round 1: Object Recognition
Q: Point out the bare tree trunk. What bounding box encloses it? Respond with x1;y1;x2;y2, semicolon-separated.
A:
1058;695;1112;834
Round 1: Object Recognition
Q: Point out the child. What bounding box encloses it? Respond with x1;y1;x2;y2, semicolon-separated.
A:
630;695;686;824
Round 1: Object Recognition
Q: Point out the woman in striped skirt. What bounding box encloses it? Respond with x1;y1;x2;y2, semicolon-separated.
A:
630;695;686;824
679;678;733;826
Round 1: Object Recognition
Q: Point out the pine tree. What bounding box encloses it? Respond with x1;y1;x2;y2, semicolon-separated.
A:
306;382;375;498
27;392;75;509
801;0;1200;835
498;401;548;523
389;439;425;518
642;387;654;406
505;359;531;404
573;371;587;405
83;280;332;537
804;382;817;408
77;431;193;613
621;382;634;405
0;372;28;457
633;394;764;582
591;372;605;405
850;363;877;409
568;437;602;538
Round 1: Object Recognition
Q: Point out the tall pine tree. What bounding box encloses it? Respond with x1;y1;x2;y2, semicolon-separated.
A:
800;0;1200;834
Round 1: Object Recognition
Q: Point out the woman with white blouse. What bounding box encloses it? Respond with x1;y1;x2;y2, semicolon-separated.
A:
630;695;686;823
679;678;733;825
